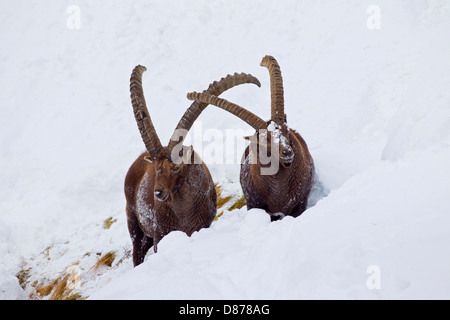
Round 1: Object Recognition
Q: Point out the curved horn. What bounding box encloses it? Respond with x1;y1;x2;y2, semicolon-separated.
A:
167;73;261;154
186;92;267;130
260;55;285;125
130;65;163;161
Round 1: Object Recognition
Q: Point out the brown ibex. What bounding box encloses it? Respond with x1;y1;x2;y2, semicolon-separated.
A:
125;65;261;266
187;55;315;221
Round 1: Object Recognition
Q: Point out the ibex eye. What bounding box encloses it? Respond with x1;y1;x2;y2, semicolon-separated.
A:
172;166;180;172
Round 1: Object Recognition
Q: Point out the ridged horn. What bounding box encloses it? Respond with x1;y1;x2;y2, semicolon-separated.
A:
167;73;261;154
186;92;267;130
130;65;163;161
260;55;285;125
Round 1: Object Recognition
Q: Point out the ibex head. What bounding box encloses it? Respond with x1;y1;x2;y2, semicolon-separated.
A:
259;55;294;167
130;65;261;202
187;55;295;170
147;147;196;202
245;122;294;168
130;65;188;203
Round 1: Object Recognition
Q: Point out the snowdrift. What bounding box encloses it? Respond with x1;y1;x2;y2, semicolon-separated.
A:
92;148;450;299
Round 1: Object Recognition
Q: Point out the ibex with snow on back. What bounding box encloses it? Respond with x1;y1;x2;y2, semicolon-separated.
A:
125;65;261;266
187;55;315;221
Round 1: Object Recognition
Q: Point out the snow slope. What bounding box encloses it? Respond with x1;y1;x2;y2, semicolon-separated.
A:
93;148;450;299
1;0;450;299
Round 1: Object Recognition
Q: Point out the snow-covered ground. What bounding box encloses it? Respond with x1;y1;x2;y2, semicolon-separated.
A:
1;0;450;299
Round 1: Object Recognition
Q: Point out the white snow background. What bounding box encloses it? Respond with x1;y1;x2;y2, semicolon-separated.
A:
1;0;450;299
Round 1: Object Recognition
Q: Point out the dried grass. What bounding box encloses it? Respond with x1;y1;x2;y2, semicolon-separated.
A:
215;183;233;209
103;217;117;229
91;251;116;271
228;195;247;211
213;183;247;221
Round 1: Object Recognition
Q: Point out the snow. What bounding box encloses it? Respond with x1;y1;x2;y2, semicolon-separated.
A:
92;148;450;299
1;0;450;299
0;267;26;300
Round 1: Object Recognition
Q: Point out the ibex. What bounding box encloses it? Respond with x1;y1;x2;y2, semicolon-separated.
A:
187;55;315;221
125;65;261;266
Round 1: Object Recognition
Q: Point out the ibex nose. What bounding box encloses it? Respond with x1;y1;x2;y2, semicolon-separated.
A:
282;149;292;156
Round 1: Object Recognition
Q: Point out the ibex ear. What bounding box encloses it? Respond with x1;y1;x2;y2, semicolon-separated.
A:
144;156;152;163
